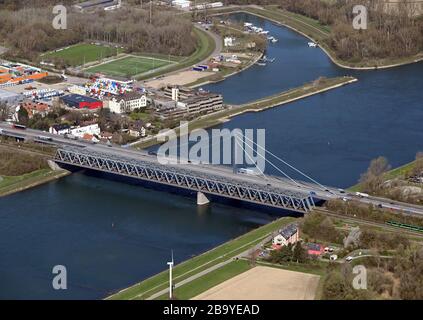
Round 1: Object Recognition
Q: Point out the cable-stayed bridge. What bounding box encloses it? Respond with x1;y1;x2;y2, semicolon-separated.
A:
2;122;423;216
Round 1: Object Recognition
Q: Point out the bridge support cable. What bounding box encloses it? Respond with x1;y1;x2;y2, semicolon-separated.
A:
241;133;333;194
234;132;299;187
234;137;268;180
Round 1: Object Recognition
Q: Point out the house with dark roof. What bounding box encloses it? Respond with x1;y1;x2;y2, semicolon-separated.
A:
272;224;299;249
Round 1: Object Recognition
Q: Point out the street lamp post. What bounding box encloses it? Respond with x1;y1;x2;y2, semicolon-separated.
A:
167;250;174;300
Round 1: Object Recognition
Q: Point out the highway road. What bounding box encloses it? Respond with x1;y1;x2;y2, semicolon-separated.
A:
1;121;423;216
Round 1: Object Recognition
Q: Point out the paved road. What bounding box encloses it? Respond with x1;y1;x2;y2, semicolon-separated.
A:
2;122;423;216
145;234;272;300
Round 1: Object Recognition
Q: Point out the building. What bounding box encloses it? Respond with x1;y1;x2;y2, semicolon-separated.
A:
74;0;122;12
70;124;101;138
152;86;223;119
272;224;299;249
49;124;71;135
0;89;23;105
20;102;50;119
306;243;324;256
0;63;48;86
172;0;191;9
106;92;147;114
224;36;235;47
60;94;103;110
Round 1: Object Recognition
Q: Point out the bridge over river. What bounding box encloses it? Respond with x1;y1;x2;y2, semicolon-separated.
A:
2;122;423;216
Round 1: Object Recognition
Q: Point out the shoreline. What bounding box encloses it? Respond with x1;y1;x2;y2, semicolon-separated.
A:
132;76;357;149
189;52;263;88
0;169;71;198
209;6;423;71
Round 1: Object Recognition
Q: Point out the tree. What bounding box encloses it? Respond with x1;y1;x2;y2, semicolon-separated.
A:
359;156;391;192
17;106;29;125
292;243;308;263
0;102;9;121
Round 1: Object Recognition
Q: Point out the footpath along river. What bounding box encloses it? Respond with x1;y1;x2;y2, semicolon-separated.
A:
0;13;422;299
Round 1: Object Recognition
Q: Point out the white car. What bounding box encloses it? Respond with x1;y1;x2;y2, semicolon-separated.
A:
346;256;353;262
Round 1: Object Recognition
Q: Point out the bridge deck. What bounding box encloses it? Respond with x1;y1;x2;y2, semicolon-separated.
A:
54;146;317;213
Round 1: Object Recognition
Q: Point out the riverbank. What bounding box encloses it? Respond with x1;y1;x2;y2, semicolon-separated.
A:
208;5;423;70
0;169;70;198
106;216;295;300
0;142;70;197
132;76;357;149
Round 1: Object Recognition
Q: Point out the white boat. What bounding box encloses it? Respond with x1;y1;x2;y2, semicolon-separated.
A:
308;42;317;48
271;38;278;43
244;22;253;27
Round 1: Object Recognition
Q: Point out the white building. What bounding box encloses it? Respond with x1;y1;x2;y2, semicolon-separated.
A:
107;92;147;114
49;124;71;135
272;224;299;248
69;124;101;138
172;0;191;9
224;37;235;47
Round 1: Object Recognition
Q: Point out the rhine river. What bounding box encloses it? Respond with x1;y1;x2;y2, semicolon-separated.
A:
0;13;422;299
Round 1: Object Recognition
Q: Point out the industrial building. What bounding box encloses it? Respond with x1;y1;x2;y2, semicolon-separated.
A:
0;63;48;86
60;94;103;110
152;86;223;119
0;89;23;105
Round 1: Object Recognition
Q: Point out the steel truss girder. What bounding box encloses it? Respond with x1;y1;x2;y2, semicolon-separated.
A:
54;148;313;213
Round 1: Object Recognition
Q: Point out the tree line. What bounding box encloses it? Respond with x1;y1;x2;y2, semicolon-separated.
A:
0;5;197;61
278;0;423;64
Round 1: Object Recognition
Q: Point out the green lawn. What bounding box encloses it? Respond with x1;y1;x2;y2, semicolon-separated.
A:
42;43;120;66
157;260;251;300
86;56;173;77
135;27;216;81
0;169;68;197
107;216;295;300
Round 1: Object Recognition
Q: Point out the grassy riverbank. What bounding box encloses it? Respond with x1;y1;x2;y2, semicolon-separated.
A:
106;216;295;300
210;5;423;70
349;160;419;193
0;142;69;197
0;169;70;197
133;76;357;149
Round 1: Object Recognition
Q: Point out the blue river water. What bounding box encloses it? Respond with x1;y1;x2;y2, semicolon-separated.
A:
0;13;422;299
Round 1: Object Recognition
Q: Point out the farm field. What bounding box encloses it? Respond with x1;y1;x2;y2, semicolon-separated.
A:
192;266;320;300
42;43;120;66
86;56;175;77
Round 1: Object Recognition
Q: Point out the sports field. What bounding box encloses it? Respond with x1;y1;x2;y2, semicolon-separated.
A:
86;56;174;77
42;44;119;66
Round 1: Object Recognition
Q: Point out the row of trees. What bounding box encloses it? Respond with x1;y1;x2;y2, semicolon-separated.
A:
358;154;423;204
268;242;308;264
0;6;197;61
278;0;423;63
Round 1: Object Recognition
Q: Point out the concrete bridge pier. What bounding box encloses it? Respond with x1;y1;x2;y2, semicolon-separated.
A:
197;192;210;206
